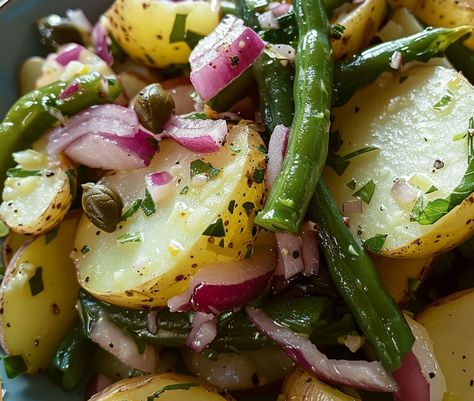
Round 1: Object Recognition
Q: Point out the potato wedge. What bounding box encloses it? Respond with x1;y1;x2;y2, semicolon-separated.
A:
279;369;361;401
416;289;474;401
0;212;80;374
74;124;266;308
2;232;26;267
331;0;387;60
0;150;75;235
323;65;474;257
371;254;433;304
88;373;235;401
105;0;219;68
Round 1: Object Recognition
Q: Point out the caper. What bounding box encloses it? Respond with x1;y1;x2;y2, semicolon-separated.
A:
134;83;175;134
81;183;123;233
37;14;85;51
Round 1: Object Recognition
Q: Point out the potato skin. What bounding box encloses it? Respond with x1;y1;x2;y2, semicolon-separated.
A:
88;373;235;401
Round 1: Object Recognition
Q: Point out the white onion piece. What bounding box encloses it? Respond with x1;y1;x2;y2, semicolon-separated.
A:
167;243;277;313
185;312;217;353
258;10;279;30
269;2;292;17
393;315;446;401
65;131;156;170
265;44;296;63
89;313;156;373
301;221;319;277
92;18;114;66
145;171;174;203
66;8;93;34
55;43;84;66
390;51;404;70
246;307;398;392
343;199;363;214
190;15;265;101
266;124;289;190
163;115;228;153
275;232;304;280
47;104;139;154
391;177;419;206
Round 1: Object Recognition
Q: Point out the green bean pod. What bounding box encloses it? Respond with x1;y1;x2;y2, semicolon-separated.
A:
333;26;472;106
255;0;333;234
0;72;121;193
309;181;414;372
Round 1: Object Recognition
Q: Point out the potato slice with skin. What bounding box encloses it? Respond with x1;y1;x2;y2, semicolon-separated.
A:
0;150;75;235
105;0;219;68
75;124;266;308
324;65;474;257
331;0;387;60
0;212;80;374
88;373;235;401
416;289;474;401
2;232;26;267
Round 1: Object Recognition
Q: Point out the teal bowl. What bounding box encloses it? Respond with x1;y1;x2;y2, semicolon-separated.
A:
0;1;112;399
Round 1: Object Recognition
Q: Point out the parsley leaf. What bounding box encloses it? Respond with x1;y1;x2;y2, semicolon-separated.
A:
352;180;376;204
117;232;143;244
433;91;454;111
141;189;156;217
3;355;27;379
363;234;388;253
29;267;44;296
121;199;143;221
169;14;188;43
202;218;225;237
146;383;199;401
6;168;42;178
190;160;221;179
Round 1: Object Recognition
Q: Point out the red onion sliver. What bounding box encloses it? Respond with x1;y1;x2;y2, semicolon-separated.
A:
275;232;304;280
89;313;156;372
92;20;114;66
190;15;265;101
65;131;156;170
245;307;398;392
343;199;363;214
163;115;228;153
55;44;84;66
48;104;139;154
391;178;419;205
145;171;174;203
258;10;279;30
393;352;430;401
269;2;292;17
301;221;320;277
185;312;217;353
266;124;289;190
59;82;80;100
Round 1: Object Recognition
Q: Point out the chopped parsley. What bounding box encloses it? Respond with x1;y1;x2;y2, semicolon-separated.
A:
342;146;379;161
29;267;44;296
81;245;90;254
363;234;388;253
242;202;255;216
146;383;199;401
179;186;189;195
258;144;267;154
184;112;207;120
141;189;156;217
169;14;188;43
330;24;346;40
433;91;454;111
346;179;356;190
253;168;265;184
228;200;236;214
410;196;424;222
3;355;27;379
229;144;241;154
66;169;77;199
352;180;376;204
45;226;59;244
425;185;438;194
6;168;42;178
245;244;254;259
121;199;143;221
184;30;204;49
190;160;221;179
202;218;225;237
117;232;143;244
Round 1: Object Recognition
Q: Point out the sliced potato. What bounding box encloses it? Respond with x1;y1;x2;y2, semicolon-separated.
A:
391;0;474;50
88;373;235;401
372;254;433;304
0;150;75;235
2;232;26;267
74;124;266;308
105;0;219;68
416;289;474;401
323;65;474;257
331;0;387;60
0;212;80;374
279;369;361;401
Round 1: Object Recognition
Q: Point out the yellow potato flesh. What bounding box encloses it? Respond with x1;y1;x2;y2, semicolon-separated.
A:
74;125;266;308
89;373;235;401
0;213;80;374
323;66;474;257
417;289;474;401
105;0;219;68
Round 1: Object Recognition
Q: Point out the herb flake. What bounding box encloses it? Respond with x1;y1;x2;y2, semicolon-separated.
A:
242;202;255;216
29;267;44;296
352;180;376;204
121;199;143;221
45;226;59;244
6;168;42;178
410;196;424;222
180;186;189;195
253;168;265;184
433;91;454;111
190;160;221;180
346;179;356;190
146;383;199;401
363;234;388;253
425;185;438;194
81;245;90;254
141;189;156;217
202;218;225;237
117;232;143;244
169;14;188;43
3;355;27;379
184;30;204;49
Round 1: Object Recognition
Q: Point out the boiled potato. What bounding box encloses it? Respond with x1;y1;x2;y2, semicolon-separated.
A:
88;373;235;401
0;150;75;235
323;65;474;257
0;212;80;374
2;231;26;267
279;369;361;401
331;0;387;60
372;254;433;304
105;0;219;68
391;0;474;50
74;124;266;308
417;289;474;401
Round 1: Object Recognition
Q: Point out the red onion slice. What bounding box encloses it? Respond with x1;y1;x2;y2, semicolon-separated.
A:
343;199;363;214
185;312;217;353
275;232;304;280
266;124;289;190
65;131;157;170
270;2;292;17
89;313;156;373
85;374;113;400
59;82;80;100
245;307;398;392
301;221;319;277
145;171;174;203
391;178;419;205
55;43;84;66
393;352;430;401
189;15;265;101
163;115;228;153
92;19;114;66
47;104;139;155
168;241;277;314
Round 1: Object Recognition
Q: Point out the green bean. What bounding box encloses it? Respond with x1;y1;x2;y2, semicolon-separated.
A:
0;72;121;193
47;319;94;391
254;0;333;234
309;181;414;371
333;26;472;106
445;40;474;84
